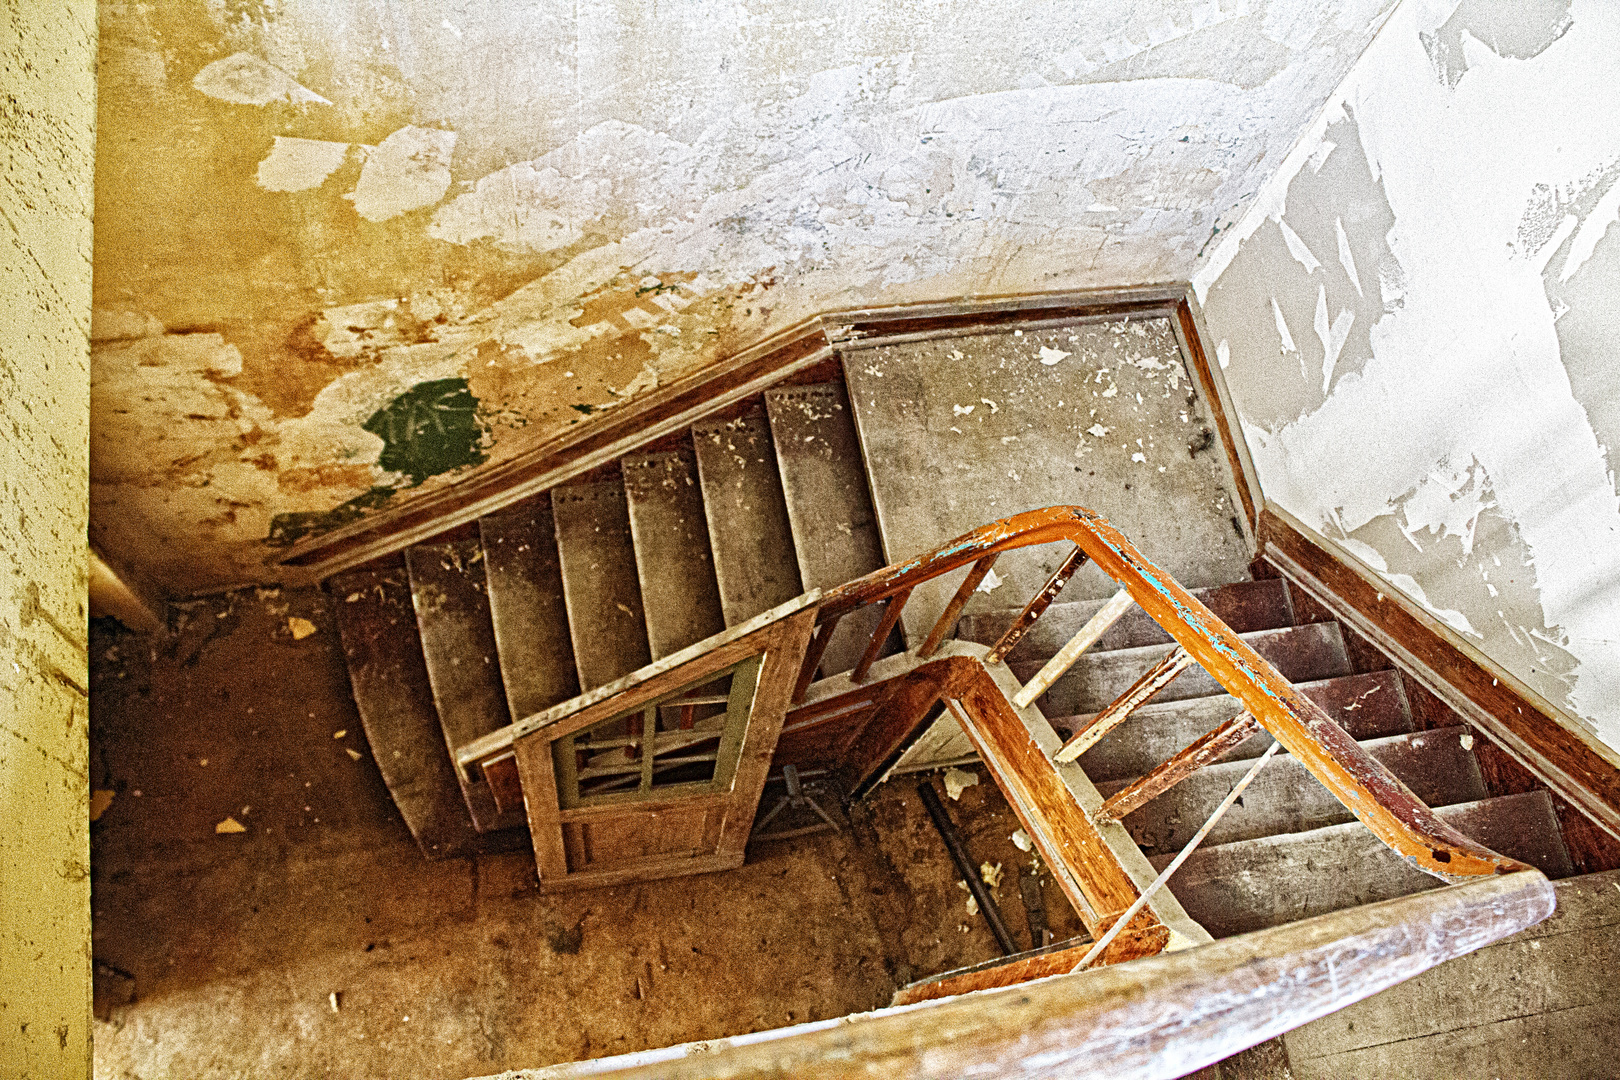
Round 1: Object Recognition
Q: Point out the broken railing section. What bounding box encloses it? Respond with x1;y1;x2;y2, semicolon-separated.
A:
796;505;1531;884
1053;645;1196;762
1096;711;1263;824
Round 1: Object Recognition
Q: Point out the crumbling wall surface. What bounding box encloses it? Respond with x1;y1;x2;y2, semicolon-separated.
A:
1;1;96;1074
1195;0;1620;747
89;0;1398;596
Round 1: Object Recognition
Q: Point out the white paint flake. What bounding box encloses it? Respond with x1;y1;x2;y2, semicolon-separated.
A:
1038;346;1071;366
351;126;458;223
1271;296;1298;354
1277;218;1323;274
1335;217;1363;296
1087;423;1110;437
257;137;350;192
192;53;331;106
1312;285;1354;392
1561;177;1620;282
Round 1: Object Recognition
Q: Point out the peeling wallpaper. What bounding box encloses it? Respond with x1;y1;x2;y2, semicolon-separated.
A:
1195;0;1620;745
90;0;1396;595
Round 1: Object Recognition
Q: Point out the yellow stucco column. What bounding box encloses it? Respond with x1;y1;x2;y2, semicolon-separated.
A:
1;2;96;1074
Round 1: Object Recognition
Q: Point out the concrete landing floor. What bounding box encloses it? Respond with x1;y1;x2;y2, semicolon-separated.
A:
88;588;1078;1079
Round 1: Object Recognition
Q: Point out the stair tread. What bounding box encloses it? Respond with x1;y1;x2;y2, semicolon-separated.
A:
1095;726;1487;854
621;448;727;660
551;481;653;690
1070;669;1412;782
479;496;581;720
842;320;1252;648
403;541;520;833
692;411;803;627
1012;621;1352;717
330;567;482;858
958;578;1292;663
1161;790;1575;938
764;382;889;675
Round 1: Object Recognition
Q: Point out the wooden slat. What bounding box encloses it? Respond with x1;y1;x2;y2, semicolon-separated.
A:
1054;646;1195;762
918;553;1000;659
986;545;1088;664
1097;711;1263;824
851;588;910;683
893;939;1097;1007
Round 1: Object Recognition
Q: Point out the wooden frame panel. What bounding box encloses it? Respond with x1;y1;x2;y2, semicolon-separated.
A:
512;605;816;892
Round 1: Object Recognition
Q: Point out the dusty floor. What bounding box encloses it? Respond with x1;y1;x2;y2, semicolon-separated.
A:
89;587;1080;1079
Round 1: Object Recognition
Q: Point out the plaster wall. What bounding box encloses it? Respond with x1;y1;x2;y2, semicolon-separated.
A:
90;0;1397;596
1194;0;1620;747
0;1;96;1074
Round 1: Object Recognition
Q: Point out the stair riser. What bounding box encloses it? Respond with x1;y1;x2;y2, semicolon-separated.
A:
1096;727;1486;853
1018;622;1352;717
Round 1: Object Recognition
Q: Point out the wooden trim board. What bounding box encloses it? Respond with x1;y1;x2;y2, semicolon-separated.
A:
1258;503;1620;841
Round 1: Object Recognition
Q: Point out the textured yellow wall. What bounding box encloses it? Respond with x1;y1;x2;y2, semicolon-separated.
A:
1;1;96;1074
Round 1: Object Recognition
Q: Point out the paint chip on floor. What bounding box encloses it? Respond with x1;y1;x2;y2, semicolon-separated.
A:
289;617;317;640
943;766;979;800
215;817;247;834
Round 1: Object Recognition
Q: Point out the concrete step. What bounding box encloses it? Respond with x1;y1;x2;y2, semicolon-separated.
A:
1071;669;1413;783
765;382;890;676
1012;621;1352;718
692;410;803;627
1161;790;1575;939
405;540;520;832
551;480;653;690
621;447;727;661
329;566;481;858
478;495;581;721
842;320;1252;648
1096;726;1487;854
957;577;1293;664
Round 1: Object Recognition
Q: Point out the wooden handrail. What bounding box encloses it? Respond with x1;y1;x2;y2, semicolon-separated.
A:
799;505;1529;882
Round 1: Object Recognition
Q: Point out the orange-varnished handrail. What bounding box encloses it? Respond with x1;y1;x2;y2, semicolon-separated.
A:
795;505;1528;884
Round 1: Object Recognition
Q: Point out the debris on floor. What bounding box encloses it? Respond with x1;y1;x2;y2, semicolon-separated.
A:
215;816;246;834
90;789;116;822
979;861;1004;888
942;766;979;800
288;617;317;640
1010;828;1033;852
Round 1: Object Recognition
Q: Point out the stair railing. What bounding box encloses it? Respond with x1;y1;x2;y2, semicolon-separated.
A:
795;504;1529;884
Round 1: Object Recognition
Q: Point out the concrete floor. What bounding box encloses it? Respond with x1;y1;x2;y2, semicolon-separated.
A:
89;588;1079;1079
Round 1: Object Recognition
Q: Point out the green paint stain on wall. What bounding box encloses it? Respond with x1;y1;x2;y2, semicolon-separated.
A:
365;377;489;486
265;378;490;546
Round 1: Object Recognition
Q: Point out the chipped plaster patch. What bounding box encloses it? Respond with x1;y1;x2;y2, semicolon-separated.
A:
192;53;330;106
350;126;457;223
257;137;350;192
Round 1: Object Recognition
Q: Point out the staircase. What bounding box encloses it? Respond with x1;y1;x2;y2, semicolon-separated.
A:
324;313;1587;1072
893;576;1574;1003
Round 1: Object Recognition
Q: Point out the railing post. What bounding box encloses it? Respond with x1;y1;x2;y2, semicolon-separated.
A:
852;588;911;683
1053;646;1195;762
986;545;1089;664
1095;711;1263;823
918;554;1001;660
792;613;843;704
1011;588;1135;709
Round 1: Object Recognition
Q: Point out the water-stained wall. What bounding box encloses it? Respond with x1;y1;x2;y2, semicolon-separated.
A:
2;2;95;1073
90;0;1398;596
1195;0;1620;747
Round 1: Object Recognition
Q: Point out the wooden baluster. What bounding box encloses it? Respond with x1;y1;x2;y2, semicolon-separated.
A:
852;588;912;684
1095;711;1263;823
917;553;1001;659
985;545;1089;664
791;613;843;704
1011;588;1135;709
1053;646;1196;763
